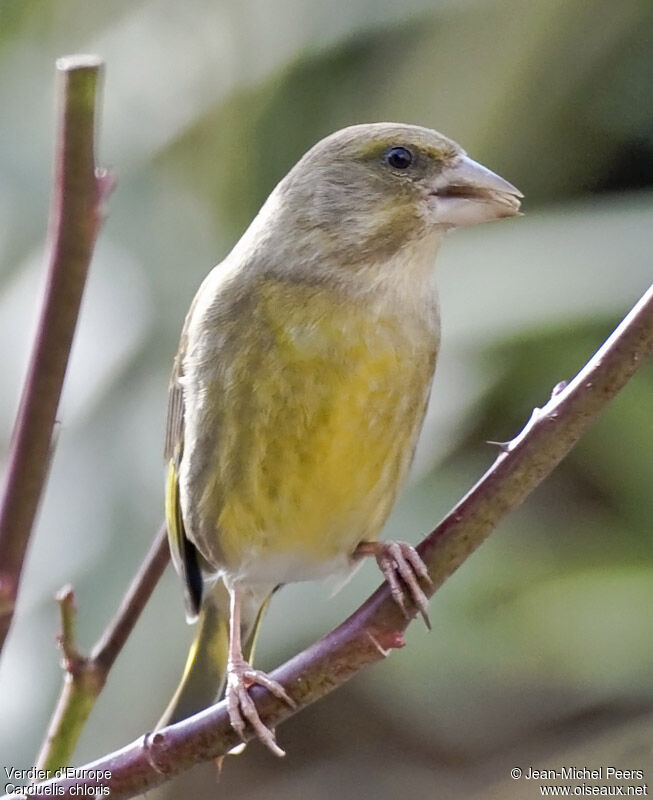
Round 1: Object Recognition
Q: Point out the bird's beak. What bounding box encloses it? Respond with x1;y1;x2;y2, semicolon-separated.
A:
426;155;523;228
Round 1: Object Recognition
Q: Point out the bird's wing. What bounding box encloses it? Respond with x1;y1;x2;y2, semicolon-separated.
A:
164;372;184;464
164;298;204;620
164;323;187;463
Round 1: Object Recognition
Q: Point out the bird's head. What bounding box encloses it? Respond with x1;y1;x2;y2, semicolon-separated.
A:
275;123;521;262
234;123;521;287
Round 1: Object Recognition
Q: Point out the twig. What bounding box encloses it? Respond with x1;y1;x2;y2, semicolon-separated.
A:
20;283;652;800
55;586;82;668
0;56;111;658
34;525;169;772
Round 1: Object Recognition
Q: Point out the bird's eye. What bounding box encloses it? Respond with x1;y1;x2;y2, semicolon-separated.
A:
385;146;413;170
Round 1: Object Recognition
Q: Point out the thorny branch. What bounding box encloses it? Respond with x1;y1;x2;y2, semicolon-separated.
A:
19;282;652;800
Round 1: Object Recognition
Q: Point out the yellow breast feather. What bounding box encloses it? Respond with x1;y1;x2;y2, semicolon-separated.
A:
188;278;436;584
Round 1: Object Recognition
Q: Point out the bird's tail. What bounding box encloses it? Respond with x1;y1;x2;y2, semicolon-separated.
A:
157;579;272;728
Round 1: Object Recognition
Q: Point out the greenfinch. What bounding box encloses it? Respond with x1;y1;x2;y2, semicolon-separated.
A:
159;122;522;755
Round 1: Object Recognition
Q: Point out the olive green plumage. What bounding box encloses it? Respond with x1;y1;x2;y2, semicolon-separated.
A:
159;123;521;745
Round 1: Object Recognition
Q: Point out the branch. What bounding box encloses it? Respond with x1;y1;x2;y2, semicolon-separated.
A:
34;525;169;772
20;283;652;800
418;280;653;589
0;56;112;658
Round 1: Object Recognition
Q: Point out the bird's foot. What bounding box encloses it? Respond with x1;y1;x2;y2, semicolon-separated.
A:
356;540;432;629
225;658;295;757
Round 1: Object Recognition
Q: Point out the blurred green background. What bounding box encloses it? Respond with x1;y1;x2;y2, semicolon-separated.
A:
0;0;652;797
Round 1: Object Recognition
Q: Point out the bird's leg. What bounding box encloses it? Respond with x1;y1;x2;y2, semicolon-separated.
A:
225;586;295;757
355;540;432;629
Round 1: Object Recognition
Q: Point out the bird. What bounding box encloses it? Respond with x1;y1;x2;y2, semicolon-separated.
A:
159;122;522;755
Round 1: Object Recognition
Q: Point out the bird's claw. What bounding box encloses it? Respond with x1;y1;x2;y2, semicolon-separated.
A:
225;659;295;757
360;540;432;629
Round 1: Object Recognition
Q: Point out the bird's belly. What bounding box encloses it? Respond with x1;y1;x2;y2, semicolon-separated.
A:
183;287;437;587
215;367;429;584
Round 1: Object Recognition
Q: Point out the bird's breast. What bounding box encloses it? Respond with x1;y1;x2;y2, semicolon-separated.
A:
183;277;439;586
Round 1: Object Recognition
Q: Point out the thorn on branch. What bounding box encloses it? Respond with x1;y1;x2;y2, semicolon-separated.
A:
367;628;406;655
486;440;511;453
366;631;390;657
95;167;116;214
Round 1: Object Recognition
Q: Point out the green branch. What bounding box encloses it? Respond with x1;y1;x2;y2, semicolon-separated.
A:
34;526;169;772
19;282;652;800
0;56;111;658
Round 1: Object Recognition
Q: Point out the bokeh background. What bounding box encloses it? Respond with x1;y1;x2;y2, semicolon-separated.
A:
1;0;652;797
